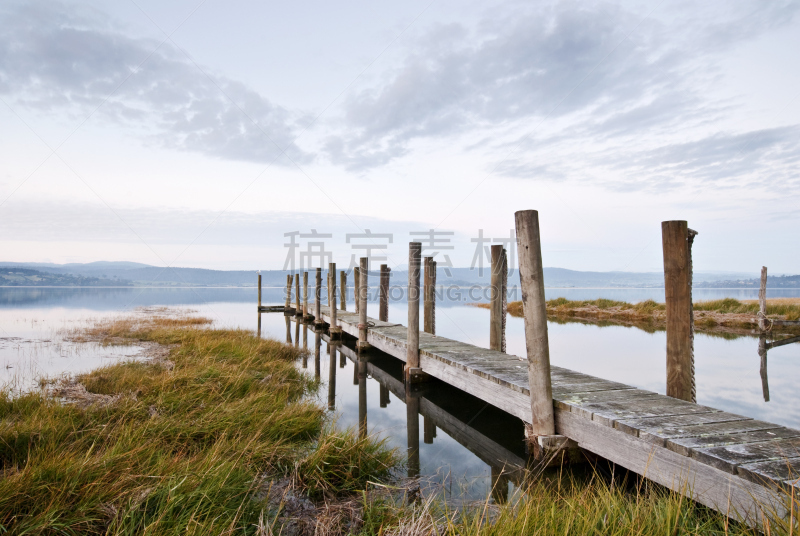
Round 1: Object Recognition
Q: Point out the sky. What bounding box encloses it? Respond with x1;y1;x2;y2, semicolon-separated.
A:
1;0;799;274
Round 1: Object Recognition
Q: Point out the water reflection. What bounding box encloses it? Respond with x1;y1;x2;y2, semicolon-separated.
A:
757;333;800;403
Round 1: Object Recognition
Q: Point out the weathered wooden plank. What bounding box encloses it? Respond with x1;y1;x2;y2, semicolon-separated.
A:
625;417;777;451
571;397;716;428
555;410;785;527
694;438;800;474
737;457;800;492
668;428;800;455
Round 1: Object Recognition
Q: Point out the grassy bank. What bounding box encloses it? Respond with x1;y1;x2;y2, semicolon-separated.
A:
477;297;800;336
0;314;394;534
1;312;794;534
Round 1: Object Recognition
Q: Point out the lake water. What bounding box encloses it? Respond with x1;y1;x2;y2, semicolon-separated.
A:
2;285;799;500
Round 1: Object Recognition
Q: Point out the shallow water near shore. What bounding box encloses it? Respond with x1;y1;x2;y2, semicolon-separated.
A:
2;285;799;501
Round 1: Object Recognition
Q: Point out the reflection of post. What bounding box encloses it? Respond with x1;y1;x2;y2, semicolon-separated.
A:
328;344;337;410
340;271;347;311
379;264;390;322
257;312;261;338
379;384;390;407
759;334;770;402
423;415;435;444
406;395;420;479
294;319;299;348
285;315;292;344
358;356;367;439
314;330;321;380
490;466;509;504
303;323;308;351
340;351;346;368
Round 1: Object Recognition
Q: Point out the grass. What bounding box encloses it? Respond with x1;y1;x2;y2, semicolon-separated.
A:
0;314;395;535
483;297;800;336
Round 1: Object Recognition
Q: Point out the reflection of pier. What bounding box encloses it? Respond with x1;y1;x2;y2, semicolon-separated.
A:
323;332;526;499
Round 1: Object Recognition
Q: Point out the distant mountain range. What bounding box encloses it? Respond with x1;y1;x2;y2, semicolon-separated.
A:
0;262;785;288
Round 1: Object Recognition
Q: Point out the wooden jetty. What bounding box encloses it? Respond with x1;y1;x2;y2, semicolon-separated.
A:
314;304;798;523
263;211;799;526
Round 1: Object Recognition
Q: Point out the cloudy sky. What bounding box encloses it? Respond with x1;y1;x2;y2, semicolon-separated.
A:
1;0;799;273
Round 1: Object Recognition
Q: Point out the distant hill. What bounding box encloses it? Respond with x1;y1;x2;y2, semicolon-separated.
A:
0;261;768;288
696;274;800;288
0;267;131;287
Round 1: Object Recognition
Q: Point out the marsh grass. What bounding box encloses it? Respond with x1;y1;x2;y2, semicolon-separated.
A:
0;314;395;535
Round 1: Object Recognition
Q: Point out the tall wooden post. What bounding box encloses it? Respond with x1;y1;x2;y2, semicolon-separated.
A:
423;257;436;334
257;273;262;310
758;266;768;331
285;274;292;311
515;210;555;438
379;264;390;322
303;272;310;321
314;268;324;327
358;257;369;350
330;263;341;338
662;220;694;402
406;242;422;380
354;267;360;314
294;274;301;317
328;344;337;411
490;245;504;352
340;271;347;311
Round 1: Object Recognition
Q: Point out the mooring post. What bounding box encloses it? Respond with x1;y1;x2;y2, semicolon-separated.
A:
340;270;347;311
490;245;504;352
354;267;360;314
257;273;262;310
661;220;695;402
515;210;558;454
406;242;422;382
379;264;390;322
303;271;310;321
285;274;292;311
423;257;436;334
759;266;768;331
358;257;370;350
328;344;337;411
314;268;324;327
329;263;341;339
294;274;301;317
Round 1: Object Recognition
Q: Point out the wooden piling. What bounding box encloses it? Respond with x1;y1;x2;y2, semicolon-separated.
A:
758;266;768;331
303;272;310;320
285;274;291;311
294;274;301;316
314;268;324;327
358;257;369;350
406;242;422;381
515;210;556;440
354;267;360;314
330;263;341;338
340;270;347;311
490;245;504;352
379;264;390;322
257;274;262;309
661;221;694;402
423;257;436;334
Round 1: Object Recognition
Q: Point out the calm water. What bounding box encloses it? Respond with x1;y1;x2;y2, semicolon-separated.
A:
2;286;799;500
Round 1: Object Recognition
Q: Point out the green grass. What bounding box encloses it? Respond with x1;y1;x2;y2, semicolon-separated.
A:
0;315;395;535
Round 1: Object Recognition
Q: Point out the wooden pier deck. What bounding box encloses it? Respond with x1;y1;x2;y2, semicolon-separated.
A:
314;305;800;524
